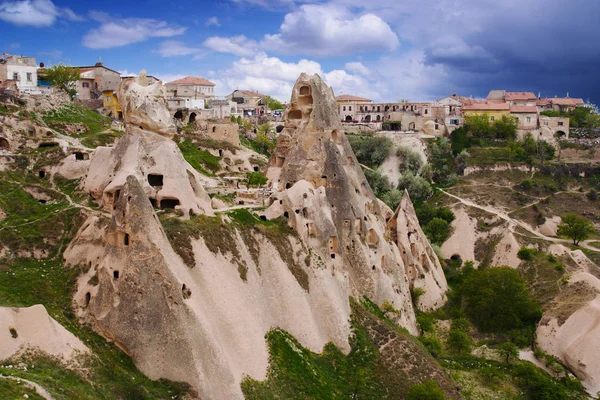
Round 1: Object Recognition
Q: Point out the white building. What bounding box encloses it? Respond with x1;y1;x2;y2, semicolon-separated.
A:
0;54;38;93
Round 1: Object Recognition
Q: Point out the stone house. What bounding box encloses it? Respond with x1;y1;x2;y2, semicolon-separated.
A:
0;53;38;94
73;62;121;100
510;106;538;130
227;90;268;116
166;76;215;110
550;97;584;113
103;90;122;119
462;102;510;122
539;116;569;137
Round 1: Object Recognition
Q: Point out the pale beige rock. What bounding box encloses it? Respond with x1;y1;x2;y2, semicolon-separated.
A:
387;191;448;311
117;71;175;138
0;304;88;362
538;216;561;237
82;130;213;217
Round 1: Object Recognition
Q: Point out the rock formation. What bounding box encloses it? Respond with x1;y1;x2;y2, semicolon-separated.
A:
0;304;88;361
386;191;448;310
83;72;213;217
66;72;450;399
117;71;176;139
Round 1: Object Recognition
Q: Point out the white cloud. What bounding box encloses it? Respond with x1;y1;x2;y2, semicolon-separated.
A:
203;36;258;57
0;0;58;26
83;13;186;49
210;52;378;102
205;16;220;27
204;4;399;57
157;40;202;57
345;62;370;76
0;0;83;27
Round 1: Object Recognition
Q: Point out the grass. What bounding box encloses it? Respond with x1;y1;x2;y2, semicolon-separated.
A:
177;139;220;176
41;103;120;148
240;135;271;157
0;377;46;400
242;297;458;400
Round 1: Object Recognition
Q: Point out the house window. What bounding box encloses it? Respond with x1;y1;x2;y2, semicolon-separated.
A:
26;73;32;82
558;121;564;126
82;82;89;88
425;109;428;114
526;117;531;123
349;106;352;111
106;96;111;103
450;119;460;125
490;116;495;122
12;72;18;80
343;106;346;111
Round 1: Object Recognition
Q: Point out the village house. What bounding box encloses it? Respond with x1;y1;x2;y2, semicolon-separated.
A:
226;90;269;116
462;102;510;122
0;53;38;94
487;90;537;106
166;77;215;110
73;62;121;100
550;97;584;113
510;105;538;130
539;115;569;137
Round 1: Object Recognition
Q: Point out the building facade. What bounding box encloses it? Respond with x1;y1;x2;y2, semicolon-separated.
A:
227;90;268;116
73;62;121;100
0;54;38;93
166;77;215;110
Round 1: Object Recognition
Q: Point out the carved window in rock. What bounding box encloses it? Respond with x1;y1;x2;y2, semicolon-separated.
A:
288;110;302;120
148;174;164;187
298;86;313;106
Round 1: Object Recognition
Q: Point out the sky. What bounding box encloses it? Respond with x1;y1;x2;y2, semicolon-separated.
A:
1;0;600;103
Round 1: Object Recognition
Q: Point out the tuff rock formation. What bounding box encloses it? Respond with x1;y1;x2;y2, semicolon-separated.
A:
386;191;448;310
83;72;213;217
117;71;176;138
67;72;449;399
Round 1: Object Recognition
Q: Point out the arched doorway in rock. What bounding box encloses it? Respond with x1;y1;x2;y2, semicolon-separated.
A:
0;137;9;150
555;130;566;137
345;115;352;122
189;113;196;123
174;110;183;120
364;115;371;122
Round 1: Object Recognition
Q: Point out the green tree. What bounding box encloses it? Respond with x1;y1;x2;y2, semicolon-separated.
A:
347;135;393;168
265;96;283;111
451;318;470;333
381;189;403;210
423;218;450;245
363;169;391;198
447;329;472;354
492;115;518;140
45;63;81;98
420;337;443;358
407;380;446;400
498;342;519;363
557;214;596;245
460;266;542;333
465;114;491;138
245;171;268;188
254;133;275;154
257;122;272;135
397;172;432;202
397;146;424;174
450;127;470;154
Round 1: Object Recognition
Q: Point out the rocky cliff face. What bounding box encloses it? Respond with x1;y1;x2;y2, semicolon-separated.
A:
66;72;450;399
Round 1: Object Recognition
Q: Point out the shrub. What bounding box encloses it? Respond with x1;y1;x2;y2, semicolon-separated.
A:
347;135;393;168
451;318;470;333
417;312;436;333
423;218;450;245
460;266;542;333
517;247;536;261
419;337;443;358
520;179;534;190
363;169;391;198
407;380;446;400
447;329;472;354
587;189;598;201
398;172;432;202
397;146;424;174
380;189;403;210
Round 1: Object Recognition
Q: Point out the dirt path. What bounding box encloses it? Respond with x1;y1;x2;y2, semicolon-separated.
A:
0;375;54;399
440;189;600;252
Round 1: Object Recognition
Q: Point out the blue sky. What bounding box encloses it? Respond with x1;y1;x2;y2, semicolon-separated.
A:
1;0;600;103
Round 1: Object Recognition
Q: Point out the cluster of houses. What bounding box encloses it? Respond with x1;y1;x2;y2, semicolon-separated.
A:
0;52;276;124
337;90;582;139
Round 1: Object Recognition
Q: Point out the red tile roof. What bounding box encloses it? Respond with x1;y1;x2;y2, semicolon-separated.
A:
463;102;510;111
167;76;215;86
551;98;584;106
237;90;267;98
336;94;372;102
450;95;487;106
505;91;536;101
536;98;551;106
510;105;538;113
